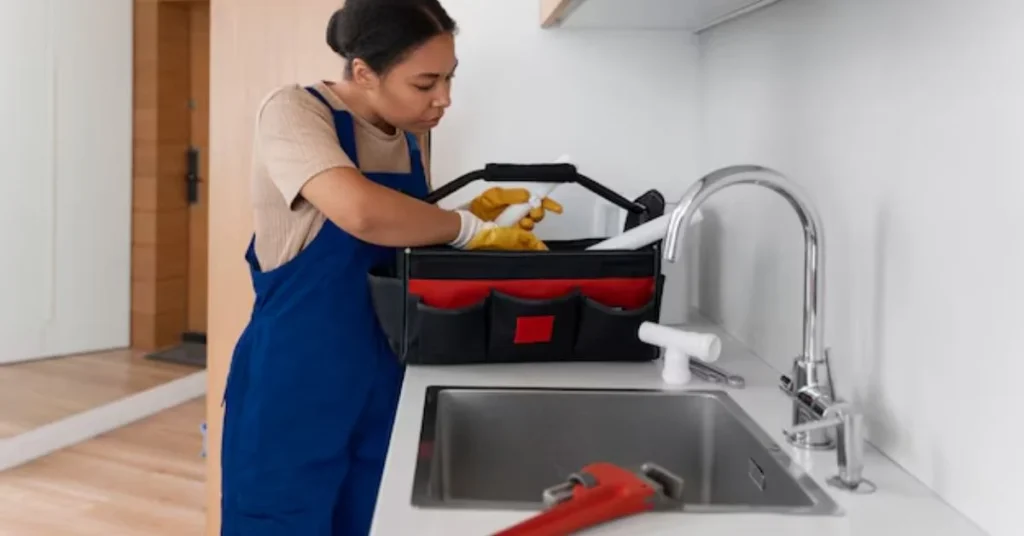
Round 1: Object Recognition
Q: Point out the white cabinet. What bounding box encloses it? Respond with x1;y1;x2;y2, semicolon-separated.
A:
0;1;53;363
540;0;782;31
0;0;132;364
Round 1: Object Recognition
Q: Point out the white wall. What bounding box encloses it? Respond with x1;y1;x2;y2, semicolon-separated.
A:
0;0;133;364
696;1;1022;534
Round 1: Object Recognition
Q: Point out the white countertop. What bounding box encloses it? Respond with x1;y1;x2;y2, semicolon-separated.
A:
369;321;985;536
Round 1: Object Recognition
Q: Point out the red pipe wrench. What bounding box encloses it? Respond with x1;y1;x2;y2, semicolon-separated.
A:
492;462;685;536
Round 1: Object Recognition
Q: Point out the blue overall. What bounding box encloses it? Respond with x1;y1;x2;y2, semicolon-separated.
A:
220;86;429;536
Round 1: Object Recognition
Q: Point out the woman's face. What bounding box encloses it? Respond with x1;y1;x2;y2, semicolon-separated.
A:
358;33;457;134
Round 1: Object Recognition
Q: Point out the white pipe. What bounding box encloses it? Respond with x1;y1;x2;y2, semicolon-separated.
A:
638;322;721;363
493;182;563;227
492;154;572;227
638;322;722;386
586;206;704;251
585;213;670;250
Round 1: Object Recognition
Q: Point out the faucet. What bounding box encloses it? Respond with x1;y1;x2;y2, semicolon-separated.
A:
663;165;869;491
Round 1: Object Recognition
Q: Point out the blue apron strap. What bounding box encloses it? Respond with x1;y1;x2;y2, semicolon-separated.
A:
303;86;423;178
405;132;419;153
304;86;333;110
404;132;423;172
304;86;360;167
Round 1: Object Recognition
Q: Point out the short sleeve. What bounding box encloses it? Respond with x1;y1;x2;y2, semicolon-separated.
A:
255;87;355;207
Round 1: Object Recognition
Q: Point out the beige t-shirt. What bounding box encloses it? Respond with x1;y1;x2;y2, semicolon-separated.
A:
250;81;432;271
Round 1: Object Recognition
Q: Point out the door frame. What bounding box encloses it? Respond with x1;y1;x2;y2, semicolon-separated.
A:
131;0;210;351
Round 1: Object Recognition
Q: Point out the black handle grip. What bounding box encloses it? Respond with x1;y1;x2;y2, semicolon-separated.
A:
484;163;578;183
424;163;647;215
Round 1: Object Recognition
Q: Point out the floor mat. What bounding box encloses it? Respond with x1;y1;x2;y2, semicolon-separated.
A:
145;342;206;368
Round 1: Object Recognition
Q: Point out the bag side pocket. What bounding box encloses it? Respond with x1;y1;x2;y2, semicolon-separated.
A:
368;272;404;354
488;290;580;363
408;298;489;365
573;296;659;362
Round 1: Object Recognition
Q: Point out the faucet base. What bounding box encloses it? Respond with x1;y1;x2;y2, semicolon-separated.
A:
782;355;838;450
827;475;876;493
785;432;836;451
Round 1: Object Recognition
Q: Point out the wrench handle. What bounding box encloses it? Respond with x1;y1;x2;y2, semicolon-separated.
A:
492;486;649;536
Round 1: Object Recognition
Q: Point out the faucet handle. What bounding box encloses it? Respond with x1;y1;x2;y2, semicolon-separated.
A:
823;346;836;397
779;374;795;395
779;373;832;419
784;403;872;493
783;416;842;437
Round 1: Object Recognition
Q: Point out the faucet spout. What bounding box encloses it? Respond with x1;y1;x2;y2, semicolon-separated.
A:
664;165;826;365
664;165;834;449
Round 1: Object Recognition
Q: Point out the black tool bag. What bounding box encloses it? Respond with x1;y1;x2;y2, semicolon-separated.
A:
368;163;667;365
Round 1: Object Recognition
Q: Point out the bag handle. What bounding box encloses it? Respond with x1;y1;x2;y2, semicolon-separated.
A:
424;163;648;215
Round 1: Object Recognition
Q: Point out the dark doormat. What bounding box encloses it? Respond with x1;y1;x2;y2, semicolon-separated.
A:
146;341;207;368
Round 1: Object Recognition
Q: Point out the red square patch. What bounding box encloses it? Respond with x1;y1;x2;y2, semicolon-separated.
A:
514;315;555;344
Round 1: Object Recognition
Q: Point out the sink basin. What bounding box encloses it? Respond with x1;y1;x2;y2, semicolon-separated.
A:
411;387;841;515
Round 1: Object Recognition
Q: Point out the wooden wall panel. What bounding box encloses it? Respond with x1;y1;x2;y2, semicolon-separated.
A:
187;2;210;333
206;1;342;533
131;1;159;348
132;0;208;350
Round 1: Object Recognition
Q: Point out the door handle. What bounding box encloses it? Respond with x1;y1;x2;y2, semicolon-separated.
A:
186;146;201;204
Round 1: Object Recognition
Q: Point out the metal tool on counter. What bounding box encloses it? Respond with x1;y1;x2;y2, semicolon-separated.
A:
690;360;745;388
492;462;685;536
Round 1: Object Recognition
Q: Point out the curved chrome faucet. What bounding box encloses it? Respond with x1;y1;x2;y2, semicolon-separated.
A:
663;165;835;450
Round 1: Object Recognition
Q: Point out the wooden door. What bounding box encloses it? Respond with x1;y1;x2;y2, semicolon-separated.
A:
131;0;210;350
187;1;210;335
207;1;343;533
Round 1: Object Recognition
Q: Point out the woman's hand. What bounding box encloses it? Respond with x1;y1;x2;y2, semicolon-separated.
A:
468;187;563;230
448;210;548;251
465;225;548;251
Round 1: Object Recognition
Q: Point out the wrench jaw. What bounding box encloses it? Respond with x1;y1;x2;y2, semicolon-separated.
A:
542;471;601;507
540;462;686;510
639;462;686;510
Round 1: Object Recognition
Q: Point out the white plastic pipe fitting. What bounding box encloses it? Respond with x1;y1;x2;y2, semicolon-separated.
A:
637;321;722;386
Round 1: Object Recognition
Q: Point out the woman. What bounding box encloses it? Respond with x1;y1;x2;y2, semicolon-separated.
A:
220;1;556;534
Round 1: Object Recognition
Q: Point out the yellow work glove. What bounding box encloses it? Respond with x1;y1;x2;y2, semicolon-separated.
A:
468;187;564;231
449;210;548;251
466;226;548;251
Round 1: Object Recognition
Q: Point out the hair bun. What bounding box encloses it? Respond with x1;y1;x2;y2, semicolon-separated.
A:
325;8;347;57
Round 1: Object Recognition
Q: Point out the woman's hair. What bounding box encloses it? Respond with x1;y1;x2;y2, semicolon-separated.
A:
326;0;457;79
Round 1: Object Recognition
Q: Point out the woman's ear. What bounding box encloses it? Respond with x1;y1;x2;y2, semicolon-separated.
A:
350;59;380;89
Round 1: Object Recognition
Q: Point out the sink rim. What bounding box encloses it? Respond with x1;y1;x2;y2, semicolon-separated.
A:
411;385;844;516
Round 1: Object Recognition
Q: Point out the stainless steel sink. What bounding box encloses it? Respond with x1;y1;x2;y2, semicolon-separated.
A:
411;387;841;515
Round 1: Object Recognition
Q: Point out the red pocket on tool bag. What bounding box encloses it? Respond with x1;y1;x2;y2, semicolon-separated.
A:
488;290;581;363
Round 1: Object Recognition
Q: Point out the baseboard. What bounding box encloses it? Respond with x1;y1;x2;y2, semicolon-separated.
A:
182;331;207;344
0;371;207;471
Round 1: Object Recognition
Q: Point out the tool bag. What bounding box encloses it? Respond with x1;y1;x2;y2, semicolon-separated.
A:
368;163;667;365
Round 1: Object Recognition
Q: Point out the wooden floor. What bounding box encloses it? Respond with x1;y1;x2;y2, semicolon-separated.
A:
0;397;206;536
0;349;198;438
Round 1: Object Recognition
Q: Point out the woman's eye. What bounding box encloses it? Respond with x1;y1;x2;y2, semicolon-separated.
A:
414;84;434;92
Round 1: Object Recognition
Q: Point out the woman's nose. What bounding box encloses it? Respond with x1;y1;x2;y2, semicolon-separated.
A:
434;84;452;108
